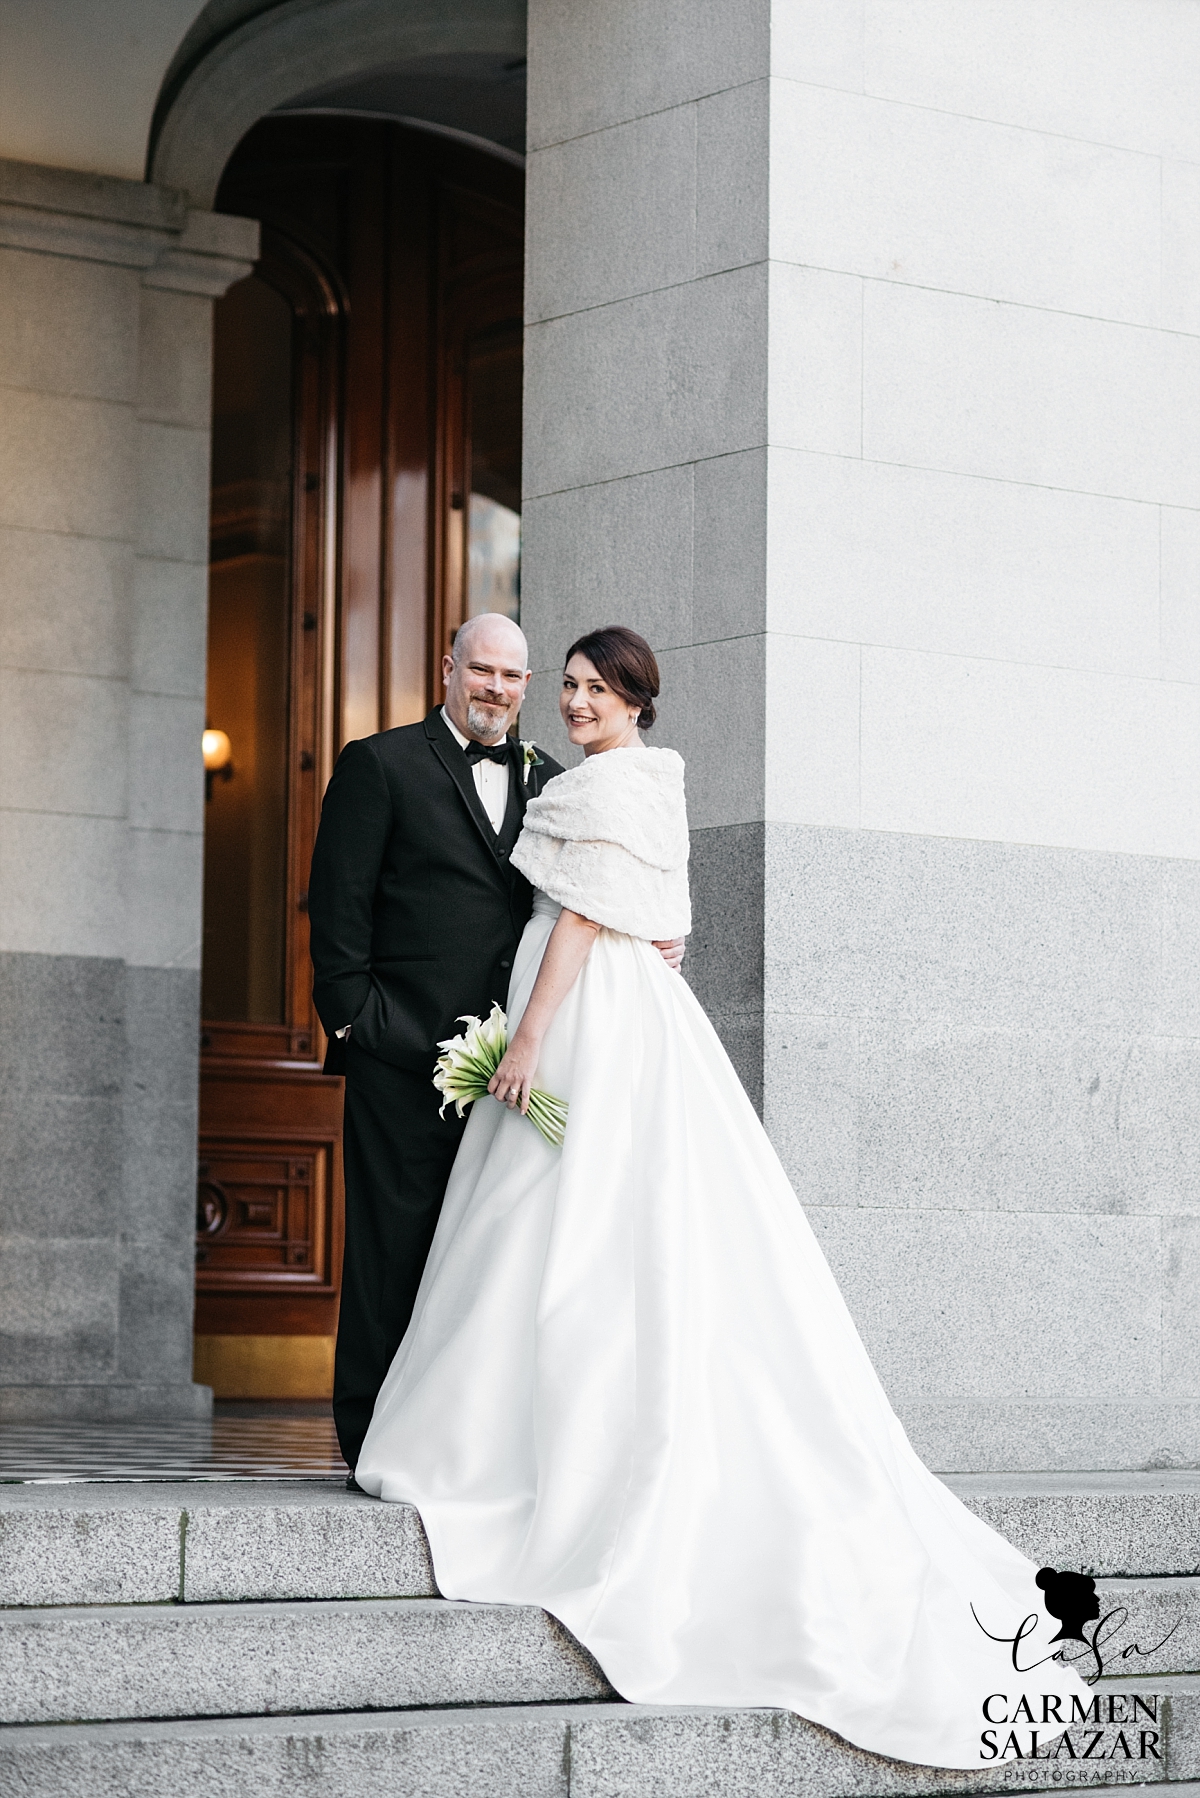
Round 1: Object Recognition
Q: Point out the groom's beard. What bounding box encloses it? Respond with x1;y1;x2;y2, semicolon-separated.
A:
466;698;511;743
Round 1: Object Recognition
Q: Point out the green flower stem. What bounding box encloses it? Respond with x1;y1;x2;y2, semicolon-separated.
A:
526;1090;568;1147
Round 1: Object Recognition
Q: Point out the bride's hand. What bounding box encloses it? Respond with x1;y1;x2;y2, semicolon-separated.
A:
654;936;685;973
488;1031;541;1114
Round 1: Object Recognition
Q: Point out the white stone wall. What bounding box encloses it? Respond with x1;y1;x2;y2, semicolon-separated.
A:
0;160;255;1417
0;1;202;180
770;0;1200;858
522;0;1200;851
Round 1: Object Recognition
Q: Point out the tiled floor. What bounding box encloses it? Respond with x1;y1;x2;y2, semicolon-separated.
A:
0;1403;346;1483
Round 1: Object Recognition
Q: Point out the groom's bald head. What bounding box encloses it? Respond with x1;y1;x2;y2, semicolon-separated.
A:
451;612;528;670
443;612;531;743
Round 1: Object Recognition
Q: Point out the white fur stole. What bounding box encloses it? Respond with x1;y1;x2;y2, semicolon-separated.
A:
511;746;691;940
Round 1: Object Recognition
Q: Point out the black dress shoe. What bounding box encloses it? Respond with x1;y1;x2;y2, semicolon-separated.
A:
345;1471;364;1493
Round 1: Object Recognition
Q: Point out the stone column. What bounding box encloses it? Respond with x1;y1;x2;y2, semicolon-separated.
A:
0;159;256;1420
522;0;1200;1471
521;0;772;1079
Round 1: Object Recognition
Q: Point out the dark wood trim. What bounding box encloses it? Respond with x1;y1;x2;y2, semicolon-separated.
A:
382;129;433;730
432;173;524;684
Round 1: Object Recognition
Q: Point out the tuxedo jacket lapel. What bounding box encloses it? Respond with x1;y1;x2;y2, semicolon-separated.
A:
502;738;528;837
423;711;517;868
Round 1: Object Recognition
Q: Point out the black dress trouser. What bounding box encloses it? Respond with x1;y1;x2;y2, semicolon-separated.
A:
334;1037;467;1471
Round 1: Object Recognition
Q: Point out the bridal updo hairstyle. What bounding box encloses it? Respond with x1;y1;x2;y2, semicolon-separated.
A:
565;625;659;730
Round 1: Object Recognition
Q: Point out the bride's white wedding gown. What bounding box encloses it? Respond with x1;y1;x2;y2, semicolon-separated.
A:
356;747;1088;1770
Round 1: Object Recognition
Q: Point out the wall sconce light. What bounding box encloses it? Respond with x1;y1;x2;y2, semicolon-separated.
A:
202;727;234;802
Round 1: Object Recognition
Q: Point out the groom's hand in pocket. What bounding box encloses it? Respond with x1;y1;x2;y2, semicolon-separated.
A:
654;937;686;973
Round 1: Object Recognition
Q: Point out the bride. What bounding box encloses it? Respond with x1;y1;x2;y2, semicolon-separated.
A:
355;625;1089;1769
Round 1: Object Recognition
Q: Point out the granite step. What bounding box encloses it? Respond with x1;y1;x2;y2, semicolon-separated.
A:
0;1595;613;1726
5;1576;1199;1720
4;1473;1200;1609
943;1472;1200;1578
1052;1576;1200;1677
1;1686;1197;1798
5;1580;1199;1718
0;1480;436;1607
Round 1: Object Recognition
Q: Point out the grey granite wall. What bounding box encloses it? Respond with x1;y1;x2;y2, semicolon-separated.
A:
118;966;204;1394
686;824;765;1113
0;954;206;1419
0;955;123;1394
762;826;1200;1215
686;820;1200;1471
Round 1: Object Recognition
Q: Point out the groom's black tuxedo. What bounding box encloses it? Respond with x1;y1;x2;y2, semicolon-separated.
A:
308;708;562;1468
310;708;561;1071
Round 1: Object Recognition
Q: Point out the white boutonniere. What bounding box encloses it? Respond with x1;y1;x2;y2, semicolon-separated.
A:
520;740;544;786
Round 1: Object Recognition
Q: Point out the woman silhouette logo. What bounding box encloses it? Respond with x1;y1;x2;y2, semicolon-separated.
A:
977;1565;1181;1681
1036;1567;1101;1644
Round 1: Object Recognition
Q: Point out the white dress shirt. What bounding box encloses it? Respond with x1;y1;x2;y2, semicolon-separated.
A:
441;708;510;834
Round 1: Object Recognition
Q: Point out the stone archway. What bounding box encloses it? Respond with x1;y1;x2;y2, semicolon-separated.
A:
149;0;525;206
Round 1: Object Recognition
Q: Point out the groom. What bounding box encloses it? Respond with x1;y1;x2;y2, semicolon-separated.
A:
308;613;563;1474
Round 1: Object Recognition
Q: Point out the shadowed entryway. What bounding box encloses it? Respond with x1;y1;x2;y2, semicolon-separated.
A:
195;115;524;1400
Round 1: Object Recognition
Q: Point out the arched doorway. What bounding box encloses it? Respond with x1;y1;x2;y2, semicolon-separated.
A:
195;115;523;1397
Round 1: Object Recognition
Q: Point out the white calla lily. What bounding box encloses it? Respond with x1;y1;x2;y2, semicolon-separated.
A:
432;1003;568;1147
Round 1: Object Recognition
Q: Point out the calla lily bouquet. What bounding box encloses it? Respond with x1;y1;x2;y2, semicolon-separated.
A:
433;1003;568;1147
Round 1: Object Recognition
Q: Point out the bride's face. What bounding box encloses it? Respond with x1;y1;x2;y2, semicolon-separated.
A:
560;654;641;755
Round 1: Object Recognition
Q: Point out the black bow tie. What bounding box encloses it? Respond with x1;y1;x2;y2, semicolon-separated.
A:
463;738;510;765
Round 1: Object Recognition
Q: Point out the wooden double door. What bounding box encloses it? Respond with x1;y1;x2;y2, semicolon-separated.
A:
195;117;524;1397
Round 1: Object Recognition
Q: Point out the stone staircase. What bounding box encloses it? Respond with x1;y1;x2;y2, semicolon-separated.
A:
2;1473;1200;1796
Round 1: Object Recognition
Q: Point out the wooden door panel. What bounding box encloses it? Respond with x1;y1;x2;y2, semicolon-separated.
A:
199;119;523;1399
196;1141;332;1287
